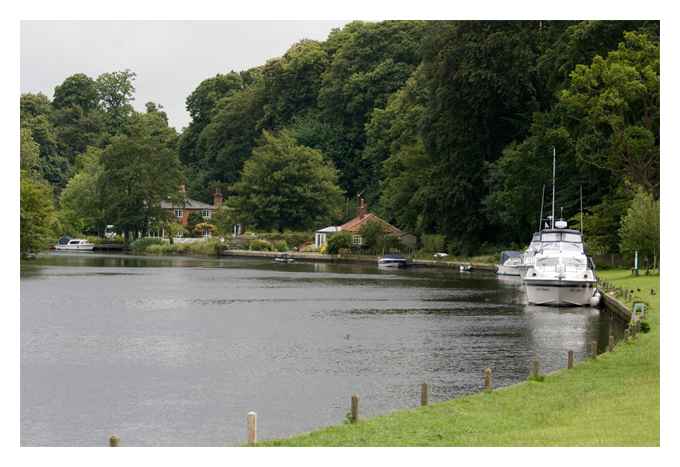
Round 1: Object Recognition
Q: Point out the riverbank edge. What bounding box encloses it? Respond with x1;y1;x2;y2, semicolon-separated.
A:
256;270;659;447
148;247;499;271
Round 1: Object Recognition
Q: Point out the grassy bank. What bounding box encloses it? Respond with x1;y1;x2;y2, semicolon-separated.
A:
259;270;659;446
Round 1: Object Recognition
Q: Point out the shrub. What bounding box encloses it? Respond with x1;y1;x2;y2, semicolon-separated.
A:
248;239;275;251
327;231;353;254
421;234;446;253
640;320;651;333
273;240;289;252
302;243;320;253
130;237;165;252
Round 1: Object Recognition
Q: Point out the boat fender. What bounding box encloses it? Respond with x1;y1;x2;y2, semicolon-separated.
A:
590;292;602;308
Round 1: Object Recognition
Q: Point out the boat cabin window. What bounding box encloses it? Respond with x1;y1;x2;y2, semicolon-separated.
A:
562;232;582;243
541;233;561;242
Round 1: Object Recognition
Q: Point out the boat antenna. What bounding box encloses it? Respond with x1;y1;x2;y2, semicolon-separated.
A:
551;146;556;229
538;184;546;232
580;184;583;234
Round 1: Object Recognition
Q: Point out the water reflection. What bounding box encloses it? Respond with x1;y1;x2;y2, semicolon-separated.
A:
21;252;624;446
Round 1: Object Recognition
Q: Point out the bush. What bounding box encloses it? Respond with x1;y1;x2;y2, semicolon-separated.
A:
326;231;353;254
256;231;314;249
302;243;320;253
421;234;446;253
273;240;289;252
248;239;275;251
130;237;165;252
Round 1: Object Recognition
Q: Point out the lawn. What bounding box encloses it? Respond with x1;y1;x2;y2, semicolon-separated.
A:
259;270;659;446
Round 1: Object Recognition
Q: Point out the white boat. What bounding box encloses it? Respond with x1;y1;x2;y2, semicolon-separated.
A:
273;253;295;263
523;223;597;306
54;238;95;251
378;255;409;269
496;251;523;276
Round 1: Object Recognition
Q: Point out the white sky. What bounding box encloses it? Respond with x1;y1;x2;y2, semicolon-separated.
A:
20;21;349;130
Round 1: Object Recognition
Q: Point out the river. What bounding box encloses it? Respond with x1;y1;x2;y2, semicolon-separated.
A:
20;252;621;446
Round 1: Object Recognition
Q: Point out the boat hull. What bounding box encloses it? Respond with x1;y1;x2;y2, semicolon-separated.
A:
524;280;597;306
54;245;95;251
496;264;521;276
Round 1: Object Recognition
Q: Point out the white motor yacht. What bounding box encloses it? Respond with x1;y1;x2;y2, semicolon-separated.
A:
54;238;95;251
523;223;597;306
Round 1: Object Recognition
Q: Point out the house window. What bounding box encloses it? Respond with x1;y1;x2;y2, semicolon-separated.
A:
174;209;183;219
202;227;211;238
201;209;211;219
352;235;362;245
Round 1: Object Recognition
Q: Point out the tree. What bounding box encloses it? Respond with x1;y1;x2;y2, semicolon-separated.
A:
96;69;137;133
558;32;659;195
20;171;58;255
229;130;344;231
186;211;204;236
52;73;99;112
193;79;266;188
619;187;659;269
326;231;352;254
58;147;106;235
20;128;41;177
210;206;238;237
99;113;184;241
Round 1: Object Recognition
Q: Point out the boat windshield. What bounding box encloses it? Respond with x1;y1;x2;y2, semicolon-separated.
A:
562;233;582;243
541;232;561;242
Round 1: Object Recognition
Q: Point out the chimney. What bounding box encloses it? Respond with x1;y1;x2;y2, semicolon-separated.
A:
179;184;186;194
213;189;223;208
357;196;368;219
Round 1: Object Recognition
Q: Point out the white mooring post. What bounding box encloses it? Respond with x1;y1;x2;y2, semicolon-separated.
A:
247;411;257;446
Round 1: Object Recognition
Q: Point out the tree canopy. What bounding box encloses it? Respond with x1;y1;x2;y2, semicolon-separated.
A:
228;130;343;231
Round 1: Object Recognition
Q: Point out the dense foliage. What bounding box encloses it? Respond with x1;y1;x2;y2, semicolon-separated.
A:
21;20;660;257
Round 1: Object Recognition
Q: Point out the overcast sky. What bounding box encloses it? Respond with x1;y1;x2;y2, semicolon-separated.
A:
21;21;349;130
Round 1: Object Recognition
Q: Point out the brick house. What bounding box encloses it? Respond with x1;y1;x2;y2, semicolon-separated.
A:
315;197;415;248
160;186;223;237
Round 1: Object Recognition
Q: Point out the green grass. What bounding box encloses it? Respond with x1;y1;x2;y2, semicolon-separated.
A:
259;270;659;446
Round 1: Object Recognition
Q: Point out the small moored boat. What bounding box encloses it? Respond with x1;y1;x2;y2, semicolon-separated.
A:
273;253;295;263
54;238;95;251
378;254;409;269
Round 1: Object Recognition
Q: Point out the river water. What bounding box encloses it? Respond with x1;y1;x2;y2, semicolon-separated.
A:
20;252;622;446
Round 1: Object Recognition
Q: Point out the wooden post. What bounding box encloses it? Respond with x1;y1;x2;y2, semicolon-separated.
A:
531;360;540;379
591;340;598;359
351;394;359;423
484;368;492;392
420;383;428;406
624;328;630;341
567;350;574;369
608;335;614;352
109;435;120;447
247;411;257;446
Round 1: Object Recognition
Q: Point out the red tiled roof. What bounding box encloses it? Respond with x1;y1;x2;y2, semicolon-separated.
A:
339;213;402;235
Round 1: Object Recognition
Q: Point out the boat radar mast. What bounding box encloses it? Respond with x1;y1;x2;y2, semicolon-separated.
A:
551;146;556;229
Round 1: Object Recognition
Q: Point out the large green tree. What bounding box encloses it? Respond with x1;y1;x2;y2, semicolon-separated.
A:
98;112;184;240
96;69;136;134
228;130;343;231
58;147;106;235
20;171;58;255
